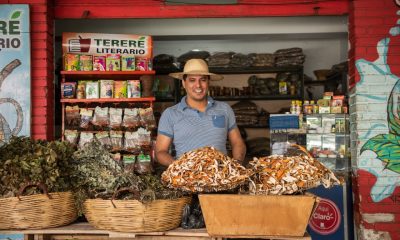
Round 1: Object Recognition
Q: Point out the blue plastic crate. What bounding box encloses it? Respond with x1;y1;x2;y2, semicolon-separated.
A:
269;114;299;129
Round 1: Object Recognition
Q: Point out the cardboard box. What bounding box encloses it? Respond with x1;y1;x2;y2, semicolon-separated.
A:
199;194;318;237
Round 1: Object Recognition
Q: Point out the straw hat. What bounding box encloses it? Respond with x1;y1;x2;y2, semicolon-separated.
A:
169;59;223;81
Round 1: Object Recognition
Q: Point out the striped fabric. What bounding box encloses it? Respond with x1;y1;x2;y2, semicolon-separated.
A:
158;96;237;158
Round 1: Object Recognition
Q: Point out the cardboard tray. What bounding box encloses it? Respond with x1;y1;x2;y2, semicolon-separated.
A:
199;194;318;237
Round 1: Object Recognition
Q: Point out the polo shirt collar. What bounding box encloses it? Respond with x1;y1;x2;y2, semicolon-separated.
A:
178;96;215;111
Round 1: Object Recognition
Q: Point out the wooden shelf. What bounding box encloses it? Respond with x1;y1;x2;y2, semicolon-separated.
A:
214;95;300;101
60;70;155;80
61;97;155;103
209;65;303;74
304;80;326;86
156;66;303;75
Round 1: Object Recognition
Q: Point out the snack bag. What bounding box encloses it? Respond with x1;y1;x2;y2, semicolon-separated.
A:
85;81;99;99
79;132;94;148
110;130;123;151
93;55;106;71
61;82;76;99
106;54;121;71
65;105;80;126
139;107;156;130
64;129;79;145
64;53;80;71
135;152;153;175
136;57;149;71
123;155;136;173
95;131;112;148
124;131;140;152
76;81;86;99
92;106;109;127
122;55;135;71
137;127;151;147
79;54;93;71
109;108;123;129
80;108;93;129
99;80;114;98
123;108;141;129
114;81;127;98
127;80;141;98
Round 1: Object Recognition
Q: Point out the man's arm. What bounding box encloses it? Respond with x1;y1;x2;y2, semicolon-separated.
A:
155;134;175;166
228;127;246;162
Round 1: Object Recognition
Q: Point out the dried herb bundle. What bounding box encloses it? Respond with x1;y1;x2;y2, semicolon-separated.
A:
71;140;186;214
70;140;141;200
0;136;75;198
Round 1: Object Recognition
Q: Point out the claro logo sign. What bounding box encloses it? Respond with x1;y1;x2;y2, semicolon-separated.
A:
309;198;341;235
0;11;22;52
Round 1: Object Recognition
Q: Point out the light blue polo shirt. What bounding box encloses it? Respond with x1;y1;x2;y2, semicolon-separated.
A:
158;96;237;158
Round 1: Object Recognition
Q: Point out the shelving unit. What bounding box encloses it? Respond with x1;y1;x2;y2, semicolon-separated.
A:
60;71;156;140
155;66;304;102
60;97;155;104
60;70;155;80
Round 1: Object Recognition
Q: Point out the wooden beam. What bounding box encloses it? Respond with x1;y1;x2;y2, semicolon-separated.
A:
54;1;349;19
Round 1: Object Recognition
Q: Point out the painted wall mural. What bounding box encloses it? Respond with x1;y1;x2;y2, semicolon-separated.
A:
0;4;31;146
356;9;400;202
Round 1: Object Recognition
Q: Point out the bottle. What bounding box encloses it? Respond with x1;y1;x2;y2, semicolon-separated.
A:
312;100;319;114
279;79;288;95
290;84;296;95
290;100;296;114
296;100;302;115
303;100;309;114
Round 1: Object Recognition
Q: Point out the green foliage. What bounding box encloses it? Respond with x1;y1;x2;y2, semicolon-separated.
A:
0;136;75;198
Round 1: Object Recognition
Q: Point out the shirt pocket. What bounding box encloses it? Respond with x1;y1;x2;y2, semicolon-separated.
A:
212;115;226;128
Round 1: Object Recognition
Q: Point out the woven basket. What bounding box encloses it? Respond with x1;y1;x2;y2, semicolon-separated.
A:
84;188;191;232
0;183;77;230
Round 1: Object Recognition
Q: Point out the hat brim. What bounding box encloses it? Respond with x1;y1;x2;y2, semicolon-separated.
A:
169;71;223;81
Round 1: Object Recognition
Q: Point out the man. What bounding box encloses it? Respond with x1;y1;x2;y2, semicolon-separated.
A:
155;59;246;166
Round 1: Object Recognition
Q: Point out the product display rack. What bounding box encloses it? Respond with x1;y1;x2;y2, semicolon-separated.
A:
163;65;304;102
60;70;156;140
304;113;350;172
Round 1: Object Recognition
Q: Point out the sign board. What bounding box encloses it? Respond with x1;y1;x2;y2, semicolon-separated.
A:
0;4;31;146
307;183;354;240
309;198;341;235
62;32;153;58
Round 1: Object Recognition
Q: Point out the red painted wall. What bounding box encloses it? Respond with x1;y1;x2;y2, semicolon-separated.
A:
0;0;54;140
350;0;400;239
349;0;400;88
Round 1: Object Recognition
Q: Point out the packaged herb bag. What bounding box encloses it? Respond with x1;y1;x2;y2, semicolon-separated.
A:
92;106;109;127
80;108;93;129
109;108;123;129
123;108;141;129
134;152;153;175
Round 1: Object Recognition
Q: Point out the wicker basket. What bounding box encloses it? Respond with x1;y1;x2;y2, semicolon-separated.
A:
0;183;78;230
84;188;191;232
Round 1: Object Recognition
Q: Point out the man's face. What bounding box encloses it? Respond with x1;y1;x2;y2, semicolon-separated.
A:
182;74;209;102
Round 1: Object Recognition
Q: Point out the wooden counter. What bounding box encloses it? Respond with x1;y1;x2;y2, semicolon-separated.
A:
0;222;311;240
